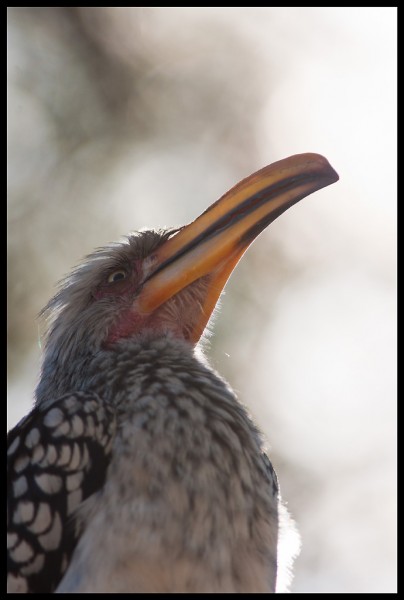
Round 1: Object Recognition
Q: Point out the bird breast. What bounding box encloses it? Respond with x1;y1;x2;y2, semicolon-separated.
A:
57;334;279;593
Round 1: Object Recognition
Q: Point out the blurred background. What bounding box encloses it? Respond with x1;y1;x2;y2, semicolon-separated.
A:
7;7;396;593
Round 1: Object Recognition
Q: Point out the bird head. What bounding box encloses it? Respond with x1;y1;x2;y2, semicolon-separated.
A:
40;153;338;371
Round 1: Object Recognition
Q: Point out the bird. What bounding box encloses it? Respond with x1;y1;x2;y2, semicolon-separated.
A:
7;153;338;593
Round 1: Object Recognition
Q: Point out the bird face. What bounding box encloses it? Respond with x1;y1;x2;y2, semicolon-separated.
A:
87;230;212;345
41;154;338;361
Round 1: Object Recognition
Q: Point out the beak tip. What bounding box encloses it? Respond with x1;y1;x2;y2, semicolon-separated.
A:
305;152;339;184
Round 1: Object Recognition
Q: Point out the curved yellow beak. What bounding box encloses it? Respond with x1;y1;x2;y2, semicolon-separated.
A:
136;153;339;343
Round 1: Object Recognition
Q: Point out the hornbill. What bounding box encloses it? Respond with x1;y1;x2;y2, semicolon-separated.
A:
7;153;338;593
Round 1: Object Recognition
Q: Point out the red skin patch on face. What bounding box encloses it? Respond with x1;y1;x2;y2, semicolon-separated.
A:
93;263;146;347
105;307;146;346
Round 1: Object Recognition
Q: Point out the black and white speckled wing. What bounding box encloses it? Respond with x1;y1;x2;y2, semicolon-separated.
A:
7;392;116;593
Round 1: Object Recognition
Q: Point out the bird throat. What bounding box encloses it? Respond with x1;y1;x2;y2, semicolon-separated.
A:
106;276;213;347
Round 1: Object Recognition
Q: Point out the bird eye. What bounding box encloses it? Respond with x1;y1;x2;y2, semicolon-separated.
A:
107;270;127;283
